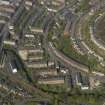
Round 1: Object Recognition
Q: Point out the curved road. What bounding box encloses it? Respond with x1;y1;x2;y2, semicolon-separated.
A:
43;7;105;84
43;10;89;73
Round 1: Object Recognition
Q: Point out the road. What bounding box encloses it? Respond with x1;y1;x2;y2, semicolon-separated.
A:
91;12;105;51
42;6;105;84
0;2;54;101
43;8;89;73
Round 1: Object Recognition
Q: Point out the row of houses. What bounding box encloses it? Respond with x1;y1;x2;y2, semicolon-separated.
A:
39;0;65;12
4;1;27;46
0;0;18;25
1;1;91;91
16;3;90;90
25;0;33;10
38;70;90;90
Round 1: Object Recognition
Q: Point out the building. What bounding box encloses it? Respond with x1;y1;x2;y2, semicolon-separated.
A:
39;0;65;12
3;40;15;46
30;27;43;33
36;68;58;76
9;60;18;73
25;0;33;10
38;76;65;84
76;72;89;90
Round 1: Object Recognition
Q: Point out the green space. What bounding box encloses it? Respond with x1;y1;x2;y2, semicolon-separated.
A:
0;16;9;22
43;49;50;62
75;0;91;13
27;102;38;105
39;84;67;94
3;44;33;84
37;84;105;105
46;12;104;71
47;19;66;41
32;9;48;28
14;8;28;33
2;2;105;105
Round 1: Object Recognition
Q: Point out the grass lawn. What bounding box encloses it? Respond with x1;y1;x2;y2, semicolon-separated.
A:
52;36;98;71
